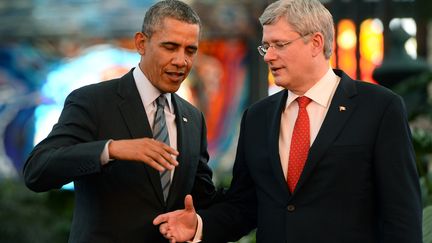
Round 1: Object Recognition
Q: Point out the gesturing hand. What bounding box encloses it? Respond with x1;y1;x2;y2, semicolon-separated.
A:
153;195;198;243
108;138;179;171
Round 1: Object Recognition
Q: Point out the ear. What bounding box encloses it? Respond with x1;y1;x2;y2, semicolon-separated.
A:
310;32;324;57
134;32;147;55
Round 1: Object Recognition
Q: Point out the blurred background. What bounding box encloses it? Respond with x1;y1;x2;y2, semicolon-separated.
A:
0;0;431;242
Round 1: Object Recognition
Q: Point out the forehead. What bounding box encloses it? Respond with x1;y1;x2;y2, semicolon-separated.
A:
262;18;294;41
152;17;200;44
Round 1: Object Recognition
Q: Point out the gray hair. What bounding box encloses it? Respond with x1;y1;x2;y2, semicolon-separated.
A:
141;0;201;38
259;0;334;59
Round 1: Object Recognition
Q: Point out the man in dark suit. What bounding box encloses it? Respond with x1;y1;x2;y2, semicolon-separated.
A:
23;1;218;242
153;0;423;242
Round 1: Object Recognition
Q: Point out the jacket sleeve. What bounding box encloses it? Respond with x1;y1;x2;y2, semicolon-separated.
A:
23;87;107;192
373;95;422;243
200;109;257;243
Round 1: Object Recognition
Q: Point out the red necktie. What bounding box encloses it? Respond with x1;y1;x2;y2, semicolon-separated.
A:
287;96;312;193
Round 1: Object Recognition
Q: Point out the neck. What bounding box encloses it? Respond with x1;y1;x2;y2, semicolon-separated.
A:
292;63;330;95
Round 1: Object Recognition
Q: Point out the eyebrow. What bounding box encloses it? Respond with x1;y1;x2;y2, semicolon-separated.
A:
160;41;198;51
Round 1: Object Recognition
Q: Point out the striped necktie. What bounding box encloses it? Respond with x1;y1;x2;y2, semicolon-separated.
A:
153;94;171;201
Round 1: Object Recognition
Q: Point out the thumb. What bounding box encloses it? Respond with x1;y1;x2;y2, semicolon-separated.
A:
153;214;167;225
184;194;195;212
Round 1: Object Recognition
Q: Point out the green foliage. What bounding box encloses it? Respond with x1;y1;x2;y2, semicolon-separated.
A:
391;71;432;121
0;179;74;243
234;230;256;243
424;206;432;243
413;129;432;207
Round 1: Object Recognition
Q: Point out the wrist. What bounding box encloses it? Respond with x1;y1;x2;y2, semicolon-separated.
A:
187;214;202;243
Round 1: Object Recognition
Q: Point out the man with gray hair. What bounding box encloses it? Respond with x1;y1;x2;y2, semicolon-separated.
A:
153;0;422;242
23;0;219;242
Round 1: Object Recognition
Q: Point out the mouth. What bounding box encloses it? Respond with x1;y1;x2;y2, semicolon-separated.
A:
165;70;186;81
270;66;283;76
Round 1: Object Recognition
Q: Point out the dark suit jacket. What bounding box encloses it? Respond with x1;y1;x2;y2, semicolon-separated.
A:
200;69;422;243
23;69;217;243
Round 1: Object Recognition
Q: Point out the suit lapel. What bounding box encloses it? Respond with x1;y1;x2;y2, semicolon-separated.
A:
268;90;291;195
117;71;153;139
294;71;358;193
117;69;165;205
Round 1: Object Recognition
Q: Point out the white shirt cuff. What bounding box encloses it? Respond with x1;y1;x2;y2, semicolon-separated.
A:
100;139;113;165
187;214;202;243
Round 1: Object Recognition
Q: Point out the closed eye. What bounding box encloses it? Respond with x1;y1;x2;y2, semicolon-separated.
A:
186;46;198;55
274;42;288;48
161;42;178;51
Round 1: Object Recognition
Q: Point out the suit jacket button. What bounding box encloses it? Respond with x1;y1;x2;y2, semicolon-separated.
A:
287;205;296;212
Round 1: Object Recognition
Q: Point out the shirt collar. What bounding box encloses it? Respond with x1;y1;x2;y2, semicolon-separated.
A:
286;67;339;108
133;66;173;113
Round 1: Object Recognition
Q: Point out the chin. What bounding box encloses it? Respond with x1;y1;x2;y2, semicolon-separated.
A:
275;78;293;88
274;79;286;88
164;85;181;93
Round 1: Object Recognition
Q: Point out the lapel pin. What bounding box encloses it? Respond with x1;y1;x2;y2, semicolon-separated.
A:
182;117;188;122
339;106;346;112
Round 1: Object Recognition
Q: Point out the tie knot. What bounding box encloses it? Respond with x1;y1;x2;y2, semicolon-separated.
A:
296;96;312;108
156;95;167;108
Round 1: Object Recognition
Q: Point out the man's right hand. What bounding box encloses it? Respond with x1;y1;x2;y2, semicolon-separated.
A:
153;195;198;243
108;138;179;171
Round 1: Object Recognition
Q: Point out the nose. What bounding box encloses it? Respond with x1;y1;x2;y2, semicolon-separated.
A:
263;48;277;63
172;52;188;67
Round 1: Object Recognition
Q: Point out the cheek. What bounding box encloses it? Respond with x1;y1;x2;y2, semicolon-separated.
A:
280;51;297;61
186;62;193;72
187;56;196;67
150;50;170;68
155;60;170;75
148;61;162;76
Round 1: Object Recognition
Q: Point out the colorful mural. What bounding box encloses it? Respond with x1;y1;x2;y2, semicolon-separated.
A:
0;44;53;179
0;39;249;185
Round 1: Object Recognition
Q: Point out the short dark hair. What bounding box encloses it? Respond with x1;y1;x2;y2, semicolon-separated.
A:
141;0;201;38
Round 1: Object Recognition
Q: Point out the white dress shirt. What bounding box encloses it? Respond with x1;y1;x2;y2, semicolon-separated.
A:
279;67;340;179
134;66;203;242
132;66;178;179
102;66;178;180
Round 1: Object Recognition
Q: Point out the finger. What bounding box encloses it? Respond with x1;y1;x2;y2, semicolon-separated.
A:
153;214;168;225
156;143;179;166
141;156;166;172
160;142;179;156
184;194;195;212
151;153;177;170
141;149;175;170
159;222;168;235
144;145;178;169
150;139;179;156
156;150;179;167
